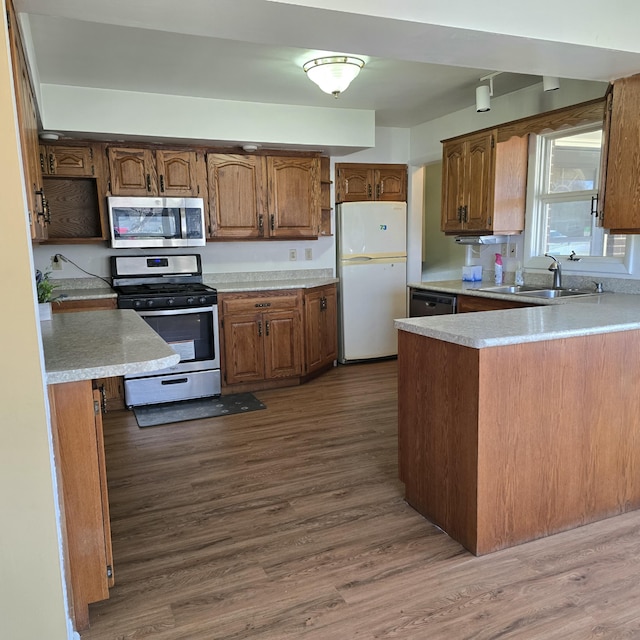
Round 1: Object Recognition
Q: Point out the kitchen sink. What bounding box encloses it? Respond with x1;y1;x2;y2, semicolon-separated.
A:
513;288;597;298
478;285;546;294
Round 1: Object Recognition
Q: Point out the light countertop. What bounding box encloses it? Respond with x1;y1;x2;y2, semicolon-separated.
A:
42;310;180;385
398;280;640;348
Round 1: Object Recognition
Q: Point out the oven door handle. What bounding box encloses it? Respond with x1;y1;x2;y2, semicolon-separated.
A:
161;377;189;385
135;305;216;317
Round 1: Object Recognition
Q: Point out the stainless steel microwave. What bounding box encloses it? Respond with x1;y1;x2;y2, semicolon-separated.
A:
107;197;206;248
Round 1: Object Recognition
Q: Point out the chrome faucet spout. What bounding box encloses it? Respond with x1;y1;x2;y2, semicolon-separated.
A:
544;253;562;289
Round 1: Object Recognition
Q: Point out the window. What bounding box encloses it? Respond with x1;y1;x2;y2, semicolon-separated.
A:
525;124;632;275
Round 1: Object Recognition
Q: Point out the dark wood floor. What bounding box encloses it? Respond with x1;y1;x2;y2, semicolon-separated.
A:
82;360;640;639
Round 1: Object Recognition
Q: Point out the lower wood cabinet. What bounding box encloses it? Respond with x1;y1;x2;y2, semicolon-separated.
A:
218;284;337;392
53;298;125;410
457;294;535;313
48;380;113;631
219;290;304;387
304;284;337;374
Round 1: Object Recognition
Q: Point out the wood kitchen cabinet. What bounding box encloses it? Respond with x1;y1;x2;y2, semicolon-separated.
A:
40;143;98;177
304;284;337;375
107;147;203;197
219;290;303;388
40;142;109;242
335;163;407;203
206;154;267;238
267;156;321;238
598;73;640;232
457;294;535;313
441;130;528;235
49;380;113;631
207;154;322;239
7;0;47;241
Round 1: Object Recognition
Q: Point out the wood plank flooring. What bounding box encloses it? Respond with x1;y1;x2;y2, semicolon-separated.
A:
82;360;640;639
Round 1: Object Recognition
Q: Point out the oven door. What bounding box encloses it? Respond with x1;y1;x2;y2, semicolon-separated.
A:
126;305;220;378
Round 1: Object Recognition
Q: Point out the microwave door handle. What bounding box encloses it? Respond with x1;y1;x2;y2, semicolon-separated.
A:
180;207;188;240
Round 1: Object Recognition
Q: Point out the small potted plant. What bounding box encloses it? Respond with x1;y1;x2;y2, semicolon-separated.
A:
35;269;59;321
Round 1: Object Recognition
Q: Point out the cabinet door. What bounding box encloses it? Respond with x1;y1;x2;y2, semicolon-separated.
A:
207;154;266;238
337;166;373;202
264;309;302;379
464;133;494;232
267;157;320;237
45;145;96;177
155;150;199;196
222;313;265;385
48;381;111;631
441;141;466;233
601;74;640;231
305;285;337;374
108;148;157;195
375;166;407;201
8;2;47;240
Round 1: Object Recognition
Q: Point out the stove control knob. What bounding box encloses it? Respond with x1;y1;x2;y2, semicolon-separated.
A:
199;296;207;304
146;300;154;307
166;298;175;306
133;300;142;308
187;297;195;305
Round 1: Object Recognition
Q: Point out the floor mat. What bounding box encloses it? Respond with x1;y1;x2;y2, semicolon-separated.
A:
133;393;266;428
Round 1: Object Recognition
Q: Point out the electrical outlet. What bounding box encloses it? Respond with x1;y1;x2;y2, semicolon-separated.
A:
289;249;297;261
51;255;62;270
305;248;313;261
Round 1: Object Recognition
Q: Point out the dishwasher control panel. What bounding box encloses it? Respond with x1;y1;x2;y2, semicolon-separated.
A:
409;288;457;317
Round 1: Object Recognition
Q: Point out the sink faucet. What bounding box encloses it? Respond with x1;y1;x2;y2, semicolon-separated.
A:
545;253;562;289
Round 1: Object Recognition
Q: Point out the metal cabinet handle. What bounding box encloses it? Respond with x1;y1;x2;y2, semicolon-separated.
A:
258;214;264;233
146;174;152;192
254;302;271;308
265;320;270;336
258;320;262;337
367;183;372;198
376;183;381;199
49;153;55;174
159;175;165;192
591;195;598;218
270;214;275;231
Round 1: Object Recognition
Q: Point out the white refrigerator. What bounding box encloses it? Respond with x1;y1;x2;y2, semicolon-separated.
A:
336;201;407;363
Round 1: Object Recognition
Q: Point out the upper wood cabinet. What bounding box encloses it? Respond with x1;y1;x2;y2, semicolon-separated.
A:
107;147;202;197
207;155;321;239
598;73;640;232
7;0;47;241
441;130;528;235
206;154;266;238
39;142;108;243
40;144;97;177
267;156;321;238
335;163;407;203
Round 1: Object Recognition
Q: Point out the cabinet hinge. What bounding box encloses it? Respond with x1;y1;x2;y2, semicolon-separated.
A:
6;10;10;28
106;565;113;579
491;136;495;148
93;400;100;416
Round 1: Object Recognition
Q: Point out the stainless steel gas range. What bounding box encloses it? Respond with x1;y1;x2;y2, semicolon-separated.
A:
111;254;221;407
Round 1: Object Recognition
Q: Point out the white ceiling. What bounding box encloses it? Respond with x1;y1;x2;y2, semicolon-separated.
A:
15;0;640;129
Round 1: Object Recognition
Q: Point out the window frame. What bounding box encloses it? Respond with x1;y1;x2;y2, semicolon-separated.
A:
524;127;636;277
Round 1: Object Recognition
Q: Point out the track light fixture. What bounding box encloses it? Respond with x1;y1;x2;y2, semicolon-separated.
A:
476;72;501;113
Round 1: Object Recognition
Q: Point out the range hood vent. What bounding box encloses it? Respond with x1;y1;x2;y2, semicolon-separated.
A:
454;235;510;245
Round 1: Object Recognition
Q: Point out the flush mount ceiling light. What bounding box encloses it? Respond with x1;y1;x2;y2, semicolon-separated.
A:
543;76;560;92
303;56;365;98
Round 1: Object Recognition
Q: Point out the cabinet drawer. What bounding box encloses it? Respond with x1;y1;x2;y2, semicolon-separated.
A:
220;290;301;315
